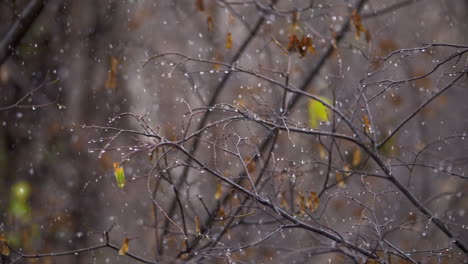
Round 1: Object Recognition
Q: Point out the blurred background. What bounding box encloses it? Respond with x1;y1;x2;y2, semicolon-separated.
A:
1;0;467;263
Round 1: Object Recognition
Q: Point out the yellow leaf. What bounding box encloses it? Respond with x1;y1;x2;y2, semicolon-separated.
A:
0;235;9;256
352;148;362;167
225;32;233;50
105;56;119;89
362;115;371;134
308;96;331;129
118;238;130;255
214;181;223;200
113;162;126;189
195;216;201;235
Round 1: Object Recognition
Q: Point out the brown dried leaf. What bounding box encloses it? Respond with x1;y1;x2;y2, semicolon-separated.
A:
351;9;367;40
195;215;201;235
300;36;315;56
245;158;256;174
105;56;119;89
306;192;319;212
298;192;306;215
290;11;300;34
207;16;214;32
287;34;300;52
280;191;289;209
330;27;338;49
352;148;362;168
195;0;204;12
0;235;9;256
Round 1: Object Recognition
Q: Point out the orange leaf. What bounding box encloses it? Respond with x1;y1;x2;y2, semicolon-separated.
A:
105;56;119;89
118;238;130;255
225;32;233;50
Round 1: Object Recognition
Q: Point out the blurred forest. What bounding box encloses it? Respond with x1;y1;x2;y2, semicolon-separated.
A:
0;0;468;263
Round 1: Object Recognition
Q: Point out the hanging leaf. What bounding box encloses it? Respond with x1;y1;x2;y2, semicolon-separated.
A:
105;56;119;89
213;52;223;70
214;181;223;200
306;192;319;212
329;27;338;49
298;191;307;215
244;157;256;174
207;16;214;32
362;115;372;134
225;32;233;50
287;34;300;53
9;181;32;221
195;216;201;235
113;162;126;189
379;136;398;156
280;191;289;209
352;148;362;168
318;143;328;160
336;171;346;188
308;96;331;129
118;238;130;255
290;11;300;34
299;36;315;57
195;0;204;12
0;235;9;256
350;9;370;42
218;206;226;218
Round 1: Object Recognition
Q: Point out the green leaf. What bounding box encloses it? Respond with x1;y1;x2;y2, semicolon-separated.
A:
9;181;32;221
114;162;126;189
308;96;331;129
